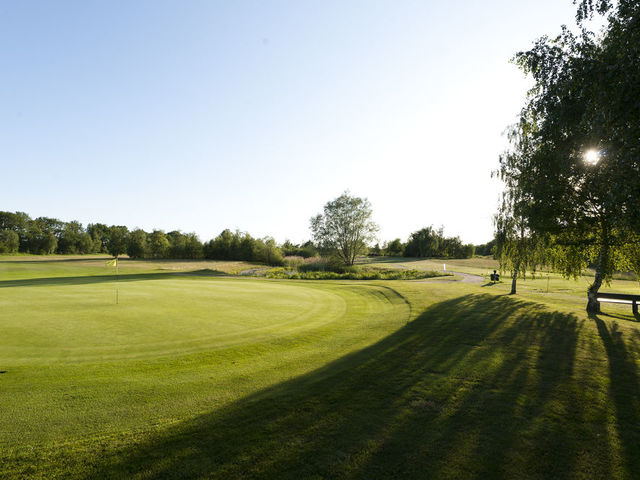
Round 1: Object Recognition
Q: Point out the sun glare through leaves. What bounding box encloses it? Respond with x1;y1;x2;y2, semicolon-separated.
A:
583;149;600;165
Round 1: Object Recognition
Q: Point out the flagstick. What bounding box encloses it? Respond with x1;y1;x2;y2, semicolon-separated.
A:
116;257;119;305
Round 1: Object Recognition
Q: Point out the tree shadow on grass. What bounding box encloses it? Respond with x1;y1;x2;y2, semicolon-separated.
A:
0;271;228;288
0;257;112;264
593;315;640;477
596;310;640;323
65;293;633;480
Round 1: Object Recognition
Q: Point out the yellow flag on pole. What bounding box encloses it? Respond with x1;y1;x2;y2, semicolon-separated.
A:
106;258;119;304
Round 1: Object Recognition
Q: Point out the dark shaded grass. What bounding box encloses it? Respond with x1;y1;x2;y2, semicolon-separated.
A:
16;294;629;480
0;257;111;264
597;310;640;323
0;272;226;288
593;315;640;477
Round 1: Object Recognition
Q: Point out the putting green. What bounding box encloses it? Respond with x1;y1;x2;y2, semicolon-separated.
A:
0;274;410;449
2;278;356;363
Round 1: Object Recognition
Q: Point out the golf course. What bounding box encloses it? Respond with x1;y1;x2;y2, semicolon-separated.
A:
3;0;640;477
2;255;640;479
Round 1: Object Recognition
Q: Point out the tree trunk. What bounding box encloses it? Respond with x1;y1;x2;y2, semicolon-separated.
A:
587;267;603;314
510;258;521;295
587;239;609;314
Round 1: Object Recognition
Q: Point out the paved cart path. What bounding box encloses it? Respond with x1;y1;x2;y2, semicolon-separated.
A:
415;270;484;284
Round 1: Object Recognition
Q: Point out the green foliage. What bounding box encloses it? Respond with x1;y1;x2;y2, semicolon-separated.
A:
255;237;284;266
501;1;640;309
183;233;204;259
494;127;551;294
574;0;614;22
2;216;55;254
310;192;379;266
147;230;170;259
0;212;126;256
511;3;640;234
87;223;110;253
24;223;57;254
295;257;361;274
165;231;203;259
167;231;186;258
494;212;548;294
0;211;30;236
619;234;640;285
264;266;444;280
58;221;93;254
283;255;306;269
368;243;383;256
205;229;249;261
202;230;283;265
106;226;129;258
127;229;148;259
267;255;449;279
206;229;234;260
281;240;318;258
0;229;19;253
403;226;474;259
474;239;496;257
404;227;440;257
238;234;256;261
0;212;275;264
296;256;330;272
384;238;404;256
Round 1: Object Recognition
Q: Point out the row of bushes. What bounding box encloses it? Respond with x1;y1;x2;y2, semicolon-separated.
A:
264;267;447;281
282;255;359;273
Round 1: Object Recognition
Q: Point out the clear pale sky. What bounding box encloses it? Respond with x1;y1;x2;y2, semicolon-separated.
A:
1;1;581;245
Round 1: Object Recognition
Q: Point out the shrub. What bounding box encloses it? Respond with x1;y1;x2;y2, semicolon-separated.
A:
296;257;362;274
263;267;448;281
297;256;330;272
283;256;305;268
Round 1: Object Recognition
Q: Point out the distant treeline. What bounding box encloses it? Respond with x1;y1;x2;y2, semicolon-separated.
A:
0;211;491;262
370;226;487;259
0;211;317;266
474;239;496;257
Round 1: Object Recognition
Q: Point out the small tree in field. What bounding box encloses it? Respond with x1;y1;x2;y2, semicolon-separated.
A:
494;209;548;295
495;122;549;295
310;192;378;266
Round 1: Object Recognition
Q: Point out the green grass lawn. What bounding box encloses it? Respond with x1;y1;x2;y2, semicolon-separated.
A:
1;256;640;479
359;255;501;276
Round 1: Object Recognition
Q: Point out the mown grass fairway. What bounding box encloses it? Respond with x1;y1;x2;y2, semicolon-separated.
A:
2;256;640;479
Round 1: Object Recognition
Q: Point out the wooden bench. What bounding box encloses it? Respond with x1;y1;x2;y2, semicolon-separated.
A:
597;292;640;314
